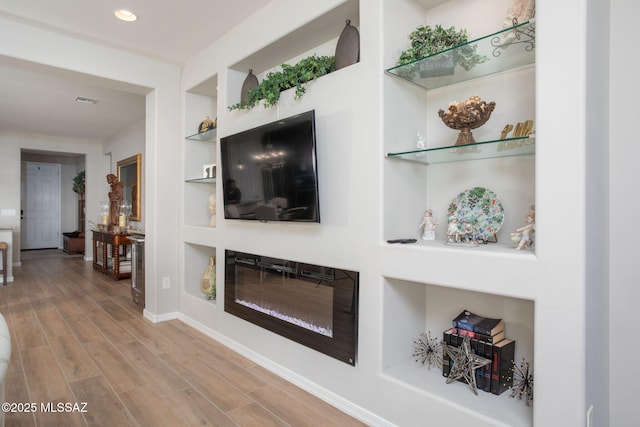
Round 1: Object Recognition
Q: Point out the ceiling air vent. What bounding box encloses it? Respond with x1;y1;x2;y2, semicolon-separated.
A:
74;96;99;104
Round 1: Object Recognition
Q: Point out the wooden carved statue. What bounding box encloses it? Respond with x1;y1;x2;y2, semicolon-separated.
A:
107;174;124;226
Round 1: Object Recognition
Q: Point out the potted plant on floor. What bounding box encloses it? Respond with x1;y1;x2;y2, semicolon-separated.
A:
72;170;85;199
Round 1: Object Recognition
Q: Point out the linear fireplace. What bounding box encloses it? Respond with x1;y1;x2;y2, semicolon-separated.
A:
224;250;359;365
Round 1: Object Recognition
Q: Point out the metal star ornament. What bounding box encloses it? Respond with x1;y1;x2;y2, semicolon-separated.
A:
510;357;533;406
445;335;491;395
413;331;442;370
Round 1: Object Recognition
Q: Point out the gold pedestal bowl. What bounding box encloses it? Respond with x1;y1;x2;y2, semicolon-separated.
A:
438;96;496;146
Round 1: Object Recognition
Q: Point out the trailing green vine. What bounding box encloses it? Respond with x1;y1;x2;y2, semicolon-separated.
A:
229;55;336;111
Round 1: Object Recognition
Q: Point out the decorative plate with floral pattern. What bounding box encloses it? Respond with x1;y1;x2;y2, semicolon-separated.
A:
447;187;504;242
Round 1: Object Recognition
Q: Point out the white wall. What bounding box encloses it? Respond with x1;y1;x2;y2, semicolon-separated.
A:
609;1;637;426
0;132;100;260
103;119;146;230
0;15;182;317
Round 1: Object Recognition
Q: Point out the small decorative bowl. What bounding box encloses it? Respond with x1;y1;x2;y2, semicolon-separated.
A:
438;96;496;146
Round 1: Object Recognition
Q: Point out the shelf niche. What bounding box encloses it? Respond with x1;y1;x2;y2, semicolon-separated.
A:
184;243;218;303
185;75;218;228
382;277;534;426
383;14;536;249
226;0;360;108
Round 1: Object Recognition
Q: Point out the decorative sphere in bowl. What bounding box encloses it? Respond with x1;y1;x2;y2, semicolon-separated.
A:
438;96;496;146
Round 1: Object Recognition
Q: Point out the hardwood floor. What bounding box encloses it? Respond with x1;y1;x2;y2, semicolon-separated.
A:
0;253;366;426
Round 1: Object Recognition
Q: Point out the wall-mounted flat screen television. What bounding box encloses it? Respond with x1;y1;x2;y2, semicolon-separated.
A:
220;110;320;223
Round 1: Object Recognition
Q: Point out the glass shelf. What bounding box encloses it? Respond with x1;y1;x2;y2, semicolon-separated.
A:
386;20;535;90
386;136;535;165
186;128;217;142
185;177;217;184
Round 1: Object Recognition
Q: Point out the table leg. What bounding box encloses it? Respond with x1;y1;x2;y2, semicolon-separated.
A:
114;243;120;277
102;242;108;274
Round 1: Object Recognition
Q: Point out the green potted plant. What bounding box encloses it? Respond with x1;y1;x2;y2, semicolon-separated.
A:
229;54;335;111
396;24;487;78
72;170;85;195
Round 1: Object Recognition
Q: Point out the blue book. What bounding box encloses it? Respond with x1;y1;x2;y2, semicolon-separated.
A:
452;310;504;336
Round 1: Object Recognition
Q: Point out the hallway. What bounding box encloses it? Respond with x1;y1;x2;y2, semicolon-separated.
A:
0;255;365;426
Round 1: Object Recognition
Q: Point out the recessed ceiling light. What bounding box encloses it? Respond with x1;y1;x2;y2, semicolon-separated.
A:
114;9;138;22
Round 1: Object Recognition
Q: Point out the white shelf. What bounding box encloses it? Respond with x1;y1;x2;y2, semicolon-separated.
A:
382;362;532;427
183;226;217;246
184;288;216;304
379;242;539;300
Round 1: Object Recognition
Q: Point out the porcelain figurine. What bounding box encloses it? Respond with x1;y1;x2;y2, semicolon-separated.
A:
447;217;461;243
208;193;216;227
419;209;438;240
460;219;475;243
512;207;535;250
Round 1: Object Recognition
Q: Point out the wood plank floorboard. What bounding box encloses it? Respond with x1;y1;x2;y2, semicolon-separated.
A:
1;252;367;426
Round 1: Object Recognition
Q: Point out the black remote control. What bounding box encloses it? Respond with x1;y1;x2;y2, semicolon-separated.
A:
387;238;418;244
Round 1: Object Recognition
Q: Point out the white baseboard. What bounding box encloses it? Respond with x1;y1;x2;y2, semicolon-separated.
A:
143;309;179;323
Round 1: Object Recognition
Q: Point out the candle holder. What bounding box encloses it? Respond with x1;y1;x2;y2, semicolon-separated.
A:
118;202;132;228
99;201;110;227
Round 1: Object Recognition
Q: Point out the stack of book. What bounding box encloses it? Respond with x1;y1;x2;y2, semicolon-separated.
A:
442;310;515;395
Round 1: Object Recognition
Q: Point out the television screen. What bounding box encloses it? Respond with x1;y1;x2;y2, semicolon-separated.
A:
220;110;320;223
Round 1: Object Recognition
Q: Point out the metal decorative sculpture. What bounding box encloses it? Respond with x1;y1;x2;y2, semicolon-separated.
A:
413;331;442;369
510;357;534;406
444;335;491;395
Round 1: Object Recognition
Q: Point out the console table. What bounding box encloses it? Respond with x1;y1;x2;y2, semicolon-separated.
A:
92;230;131;280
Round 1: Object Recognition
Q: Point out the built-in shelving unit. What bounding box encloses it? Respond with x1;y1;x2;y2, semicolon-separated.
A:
180;0;362;342
183;84;218;229
182;82;218;311
173;0;596;425
381;2;536;426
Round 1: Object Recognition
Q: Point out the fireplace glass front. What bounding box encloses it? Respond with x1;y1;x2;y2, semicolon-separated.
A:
225;250;358;365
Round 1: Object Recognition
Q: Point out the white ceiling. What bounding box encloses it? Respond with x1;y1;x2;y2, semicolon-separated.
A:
0;0;271;142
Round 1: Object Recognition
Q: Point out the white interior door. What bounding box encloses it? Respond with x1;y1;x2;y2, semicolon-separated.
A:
23;162;61;249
